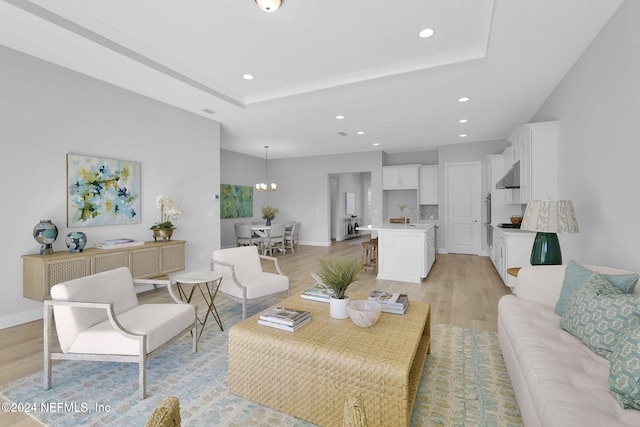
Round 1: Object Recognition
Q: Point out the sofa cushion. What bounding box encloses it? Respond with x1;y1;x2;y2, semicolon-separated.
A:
560;272;640;359
555;260;639;316
610;325;640;410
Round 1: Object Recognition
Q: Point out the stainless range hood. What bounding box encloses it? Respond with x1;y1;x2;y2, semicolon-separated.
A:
496;161;520;189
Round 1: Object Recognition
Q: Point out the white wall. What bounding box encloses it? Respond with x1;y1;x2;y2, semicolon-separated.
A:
0;46;221;329
530;0;639;271
220;150;384;248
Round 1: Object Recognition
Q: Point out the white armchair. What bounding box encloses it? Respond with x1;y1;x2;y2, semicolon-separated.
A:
211;245;290;319
44;267;197;399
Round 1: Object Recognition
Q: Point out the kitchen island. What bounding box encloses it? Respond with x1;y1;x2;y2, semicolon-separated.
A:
357;222;437;283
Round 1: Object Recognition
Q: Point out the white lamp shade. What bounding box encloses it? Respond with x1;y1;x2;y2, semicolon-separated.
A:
256;0;281;12
521;200;579;233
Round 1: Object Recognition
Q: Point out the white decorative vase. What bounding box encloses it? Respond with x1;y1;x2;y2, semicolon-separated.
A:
329;295;351;319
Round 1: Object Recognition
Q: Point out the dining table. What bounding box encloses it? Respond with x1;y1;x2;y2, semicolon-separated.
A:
249;224;270;254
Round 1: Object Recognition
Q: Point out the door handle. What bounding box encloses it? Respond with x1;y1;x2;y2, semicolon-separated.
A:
472;219;478;223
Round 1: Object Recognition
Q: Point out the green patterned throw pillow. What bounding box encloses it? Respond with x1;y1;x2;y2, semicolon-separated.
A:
610;325;640;410
555;260;639;316
560;272;640;359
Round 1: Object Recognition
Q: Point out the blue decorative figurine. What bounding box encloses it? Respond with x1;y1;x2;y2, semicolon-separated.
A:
33;220;58;255
65;231;87;253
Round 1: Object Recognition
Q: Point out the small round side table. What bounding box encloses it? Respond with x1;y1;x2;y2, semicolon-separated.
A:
174;270;224;341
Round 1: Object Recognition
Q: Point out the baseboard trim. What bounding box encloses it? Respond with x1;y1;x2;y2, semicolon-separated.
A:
0;307;42;330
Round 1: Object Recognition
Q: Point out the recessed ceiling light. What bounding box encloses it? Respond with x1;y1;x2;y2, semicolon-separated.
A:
336;115;345;120
458;97;470;102
357;131;365;135
242;74;254;80
373;143;380;146
418;28;435;38
459;119;468;123
459;134;467;138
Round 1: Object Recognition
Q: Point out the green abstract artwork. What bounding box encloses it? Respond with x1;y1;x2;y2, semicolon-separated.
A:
220;184;253;219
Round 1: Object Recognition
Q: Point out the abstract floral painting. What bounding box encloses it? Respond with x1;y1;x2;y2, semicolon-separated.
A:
220;184;253;219
67;154;141;227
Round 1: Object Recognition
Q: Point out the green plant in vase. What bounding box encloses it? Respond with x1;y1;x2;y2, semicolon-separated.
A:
261;205;279;226
316;254;361;319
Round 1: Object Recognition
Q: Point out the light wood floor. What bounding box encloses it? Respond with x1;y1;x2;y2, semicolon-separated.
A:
0;236;511;426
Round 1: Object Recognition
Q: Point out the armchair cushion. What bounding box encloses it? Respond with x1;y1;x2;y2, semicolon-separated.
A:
218;272;289;300
68;304;196;355
213;246;264;277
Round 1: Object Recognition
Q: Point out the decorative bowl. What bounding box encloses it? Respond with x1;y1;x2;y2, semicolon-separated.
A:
347;300;382;328
510;215;523;225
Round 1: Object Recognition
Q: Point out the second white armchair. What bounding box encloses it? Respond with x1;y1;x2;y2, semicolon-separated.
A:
211;246;290;319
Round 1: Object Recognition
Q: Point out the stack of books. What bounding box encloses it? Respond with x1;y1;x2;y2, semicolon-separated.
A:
95;238;144;249
368;291;409;315
300;275;334;303
258;306;312;331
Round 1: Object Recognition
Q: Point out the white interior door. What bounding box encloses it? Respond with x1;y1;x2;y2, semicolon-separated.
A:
330;176;339;240
446;162;481;254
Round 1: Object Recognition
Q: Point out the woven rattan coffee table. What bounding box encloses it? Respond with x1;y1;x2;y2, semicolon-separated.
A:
228;292;430;426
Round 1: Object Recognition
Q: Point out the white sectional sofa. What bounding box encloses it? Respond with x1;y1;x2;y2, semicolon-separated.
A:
498;263;640;427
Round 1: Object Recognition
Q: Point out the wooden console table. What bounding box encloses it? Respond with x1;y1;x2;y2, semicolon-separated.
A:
22;240;186;301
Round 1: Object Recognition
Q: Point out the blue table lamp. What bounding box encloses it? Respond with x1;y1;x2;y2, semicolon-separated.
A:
520;200;579;265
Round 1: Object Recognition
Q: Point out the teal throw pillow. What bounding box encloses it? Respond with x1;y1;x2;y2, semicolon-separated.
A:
560;272;640;359
610;325;640;410
554;260;639;316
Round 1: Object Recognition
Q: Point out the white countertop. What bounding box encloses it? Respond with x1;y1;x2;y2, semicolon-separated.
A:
492;224;535;235
357;222;436;232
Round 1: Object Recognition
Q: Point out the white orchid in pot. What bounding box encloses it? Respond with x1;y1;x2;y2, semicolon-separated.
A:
150;195;181;241
316;254;361;319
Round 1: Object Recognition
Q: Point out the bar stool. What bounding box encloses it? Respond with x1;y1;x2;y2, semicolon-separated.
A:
362;239;378;272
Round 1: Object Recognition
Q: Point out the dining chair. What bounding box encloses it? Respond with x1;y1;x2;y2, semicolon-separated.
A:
284;221;301;254
262;223;286;256
234;223;259;248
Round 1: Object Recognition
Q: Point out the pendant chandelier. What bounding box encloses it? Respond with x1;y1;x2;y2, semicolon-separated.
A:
256;145;277;191
255;0;281;13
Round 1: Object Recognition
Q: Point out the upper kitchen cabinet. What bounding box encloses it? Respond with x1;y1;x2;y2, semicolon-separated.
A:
485;154;505;191
383;165;420;190
419;165;439;205
509;121;559;204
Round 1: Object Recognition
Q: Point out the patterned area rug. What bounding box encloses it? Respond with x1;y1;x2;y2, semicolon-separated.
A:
0;296;522;426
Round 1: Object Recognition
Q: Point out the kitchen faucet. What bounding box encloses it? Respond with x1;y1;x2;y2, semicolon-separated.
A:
403;207;419;228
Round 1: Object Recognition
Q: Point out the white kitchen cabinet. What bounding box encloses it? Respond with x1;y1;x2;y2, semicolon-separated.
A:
419;165;438;204
492;227;536;293
509;121;559;204
485;154;505;192
383;165;420;189
366;223;435;283
425;226;436;273
502;146;516;169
